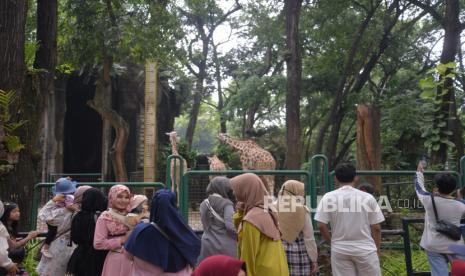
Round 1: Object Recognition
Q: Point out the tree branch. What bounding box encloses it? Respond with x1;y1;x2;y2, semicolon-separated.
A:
207;2;242;39
407;0;443;25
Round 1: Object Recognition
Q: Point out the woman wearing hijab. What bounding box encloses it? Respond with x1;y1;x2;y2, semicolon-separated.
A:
124;189;201;275
94;185;133;276
198;177;236;262
73;185;92;207
67;188;108;276
193;255;246;276
276;180;318;276
231;173;289;276
0;201;18;276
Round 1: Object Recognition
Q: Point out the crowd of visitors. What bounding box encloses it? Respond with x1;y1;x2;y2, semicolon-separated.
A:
0;159;465;275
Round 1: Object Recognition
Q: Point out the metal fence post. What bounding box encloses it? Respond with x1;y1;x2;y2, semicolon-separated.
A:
180;173;189;221
460;156;465;188
30;183;41;230
402;218;413;276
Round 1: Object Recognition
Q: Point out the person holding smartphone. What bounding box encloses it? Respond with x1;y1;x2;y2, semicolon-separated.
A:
415;159;465;275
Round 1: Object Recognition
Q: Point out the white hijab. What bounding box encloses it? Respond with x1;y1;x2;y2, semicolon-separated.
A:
0;201;8;238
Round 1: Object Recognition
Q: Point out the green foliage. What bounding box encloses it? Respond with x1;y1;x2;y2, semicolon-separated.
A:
215;143;242;169
25;41;39;70
381;250;429;275
0;90;26;153
419;62;458;154
4;136;25;153
23;238;41;276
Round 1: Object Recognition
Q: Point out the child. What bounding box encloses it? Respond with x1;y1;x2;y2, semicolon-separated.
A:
126;195;149;226
41;177;77;258
0;200;18;275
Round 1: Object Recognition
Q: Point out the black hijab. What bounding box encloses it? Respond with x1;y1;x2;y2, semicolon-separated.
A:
71;188;107;245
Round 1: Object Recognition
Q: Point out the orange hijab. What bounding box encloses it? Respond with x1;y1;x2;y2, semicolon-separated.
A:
230;173;280;240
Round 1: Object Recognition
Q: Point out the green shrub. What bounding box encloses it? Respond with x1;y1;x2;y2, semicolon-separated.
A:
23;238;41;276
381;250;429;275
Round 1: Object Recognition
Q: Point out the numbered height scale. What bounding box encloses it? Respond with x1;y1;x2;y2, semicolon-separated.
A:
144;61;158;182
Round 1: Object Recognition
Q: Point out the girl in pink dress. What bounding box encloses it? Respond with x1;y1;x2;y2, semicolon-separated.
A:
94;185;133;276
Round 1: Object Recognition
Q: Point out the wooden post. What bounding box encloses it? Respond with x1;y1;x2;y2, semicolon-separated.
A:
356;104;381;194
144;61;158;186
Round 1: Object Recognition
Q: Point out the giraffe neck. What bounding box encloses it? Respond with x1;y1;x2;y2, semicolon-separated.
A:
224;138;247;151
171;142;179;155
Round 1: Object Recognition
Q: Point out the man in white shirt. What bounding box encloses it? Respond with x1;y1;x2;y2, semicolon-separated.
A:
315;163;384;276
415;161;465;276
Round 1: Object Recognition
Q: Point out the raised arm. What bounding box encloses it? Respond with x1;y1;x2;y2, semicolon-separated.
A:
415;161;429;202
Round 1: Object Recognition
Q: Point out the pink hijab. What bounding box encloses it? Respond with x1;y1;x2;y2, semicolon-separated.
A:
108;184;132;213
230;173;281;240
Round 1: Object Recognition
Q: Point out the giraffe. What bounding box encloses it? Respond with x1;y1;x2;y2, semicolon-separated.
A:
217;133;276;194
207;154;227;180
166;131;188;197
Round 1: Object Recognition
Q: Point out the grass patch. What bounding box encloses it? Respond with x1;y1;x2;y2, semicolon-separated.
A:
381;250;429;275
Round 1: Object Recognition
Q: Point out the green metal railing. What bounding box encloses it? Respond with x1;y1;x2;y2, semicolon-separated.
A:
461;156;465;187
180;170;312;223
329;170;462;188
47;173;102;183
30;182;165;229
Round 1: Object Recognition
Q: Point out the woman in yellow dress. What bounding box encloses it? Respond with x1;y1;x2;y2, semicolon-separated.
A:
231;173;289;276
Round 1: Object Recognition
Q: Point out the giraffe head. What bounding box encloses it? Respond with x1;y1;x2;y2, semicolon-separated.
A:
207;154;219;165
166;131;179;146
218;133;231;143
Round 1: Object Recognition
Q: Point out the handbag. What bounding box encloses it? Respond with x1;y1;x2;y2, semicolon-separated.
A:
430;194;462;241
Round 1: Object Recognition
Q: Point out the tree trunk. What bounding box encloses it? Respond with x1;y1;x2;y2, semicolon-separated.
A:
0;0;36;229
185;36;208;150
213;46;227;133
34;0;58;182
356;105;382;194
185;78;204;149
0;0;27;91
325;109;345;168
88;56;129;182
431;0;462;165
283;0;303;170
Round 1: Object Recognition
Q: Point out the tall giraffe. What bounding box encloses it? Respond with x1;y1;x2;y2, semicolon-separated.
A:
208;154;227;180
166;132;188;196
218;133;276;194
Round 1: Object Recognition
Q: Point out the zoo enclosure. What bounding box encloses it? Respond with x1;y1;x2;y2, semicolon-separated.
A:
31;155;465;275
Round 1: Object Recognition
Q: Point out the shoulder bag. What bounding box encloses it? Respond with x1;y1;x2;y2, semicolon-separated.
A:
430;194;462;241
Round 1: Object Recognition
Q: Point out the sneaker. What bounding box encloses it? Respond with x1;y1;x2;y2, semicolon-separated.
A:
41;247;53;258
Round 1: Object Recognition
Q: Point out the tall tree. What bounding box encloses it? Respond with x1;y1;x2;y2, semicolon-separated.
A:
283;0;303;169
409;0;465;164
0;0;27;91
180;0;241;149
34;0;58;181
0;0;33;227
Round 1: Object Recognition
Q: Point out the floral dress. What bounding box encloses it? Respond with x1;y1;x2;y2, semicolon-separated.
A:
36;200;75;276
94;210;132;276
